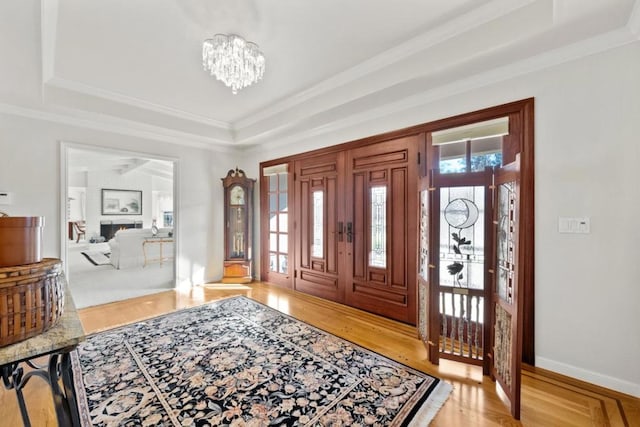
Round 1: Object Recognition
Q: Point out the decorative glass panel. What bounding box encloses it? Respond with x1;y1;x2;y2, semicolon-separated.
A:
494;304;513;387
496;180;516;303
418;282;427;341
439;186;485;289
269;233;277;252
369;186;387;268
269;213;277;232
312;191;323;258
419;189;429;280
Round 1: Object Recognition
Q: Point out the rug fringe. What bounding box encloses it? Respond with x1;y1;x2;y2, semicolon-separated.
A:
409;381;453;426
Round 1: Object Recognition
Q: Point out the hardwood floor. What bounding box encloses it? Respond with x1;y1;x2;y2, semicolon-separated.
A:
2;282;638;426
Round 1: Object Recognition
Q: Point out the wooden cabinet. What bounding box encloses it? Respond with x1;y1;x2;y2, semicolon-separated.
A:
222;168;255;283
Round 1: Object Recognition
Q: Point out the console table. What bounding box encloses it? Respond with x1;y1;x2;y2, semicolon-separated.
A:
0;286;85;427
142;236;174;267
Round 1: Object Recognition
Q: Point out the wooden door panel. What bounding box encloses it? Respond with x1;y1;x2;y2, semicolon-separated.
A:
345;136;418;324
294;153;343;303
390;167;408;289
490;158;522;419
352;172;366;280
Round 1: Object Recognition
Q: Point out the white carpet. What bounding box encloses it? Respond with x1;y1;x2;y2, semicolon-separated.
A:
67;241;175;309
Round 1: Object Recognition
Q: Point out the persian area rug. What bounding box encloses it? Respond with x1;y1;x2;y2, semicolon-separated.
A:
72;296;451;426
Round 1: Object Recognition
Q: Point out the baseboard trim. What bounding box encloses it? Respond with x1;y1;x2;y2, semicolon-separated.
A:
535;356;640;398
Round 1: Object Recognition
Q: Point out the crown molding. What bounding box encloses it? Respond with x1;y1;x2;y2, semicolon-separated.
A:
40;0;58;85
629;0;640;39
40;1;232;135
45;77;232;130
0;102;235;152
234;0;537;129
241;26;637;150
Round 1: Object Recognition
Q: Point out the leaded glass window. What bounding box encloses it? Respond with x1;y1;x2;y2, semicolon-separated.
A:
496;180;516;303
439;186;485;290
312;190;323;258
369;186;387;268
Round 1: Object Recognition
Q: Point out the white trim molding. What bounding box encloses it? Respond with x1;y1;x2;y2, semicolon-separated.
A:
628;0;640;39
536;356;640;397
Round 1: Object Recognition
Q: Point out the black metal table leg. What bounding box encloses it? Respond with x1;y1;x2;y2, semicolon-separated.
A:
1;350;80;427
61;352;81;426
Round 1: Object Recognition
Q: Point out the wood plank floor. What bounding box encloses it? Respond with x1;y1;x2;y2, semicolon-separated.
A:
1;282;638;426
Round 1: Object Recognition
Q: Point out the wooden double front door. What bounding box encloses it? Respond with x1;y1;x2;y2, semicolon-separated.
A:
293;136;419;324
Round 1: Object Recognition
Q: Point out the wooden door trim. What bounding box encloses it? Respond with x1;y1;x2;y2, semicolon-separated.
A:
260;98;534;362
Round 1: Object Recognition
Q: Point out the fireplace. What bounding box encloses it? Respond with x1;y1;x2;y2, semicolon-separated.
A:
100;220;143;241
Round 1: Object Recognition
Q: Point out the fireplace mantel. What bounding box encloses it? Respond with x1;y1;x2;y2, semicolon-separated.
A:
100;220;143;241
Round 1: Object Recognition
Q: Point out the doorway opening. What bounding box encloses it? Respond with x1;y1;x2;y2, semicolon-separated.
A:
61;143;178;308
418;99;534;419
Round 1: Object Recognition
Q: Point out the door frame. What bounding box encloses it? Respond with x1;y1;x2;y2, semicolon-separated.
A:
59;141;180;286
259;97;534;362
422;99;534;364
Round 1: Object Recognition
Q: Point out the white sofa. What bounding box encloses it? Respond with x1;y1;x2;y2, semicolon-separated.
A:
108;228;173;269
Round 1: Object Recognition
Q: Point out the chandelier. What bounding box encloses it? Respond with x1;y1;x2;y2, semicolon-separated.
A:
202;34;265;94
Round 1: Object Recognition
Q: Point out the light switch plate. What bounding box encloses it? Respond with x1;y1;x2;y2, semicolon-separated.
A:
558;217;590;234
0;192;13;205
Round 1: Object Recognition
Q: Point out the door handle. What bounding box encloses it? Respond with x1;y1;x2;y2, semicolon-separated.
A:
346;222;353;243
337;222;344;242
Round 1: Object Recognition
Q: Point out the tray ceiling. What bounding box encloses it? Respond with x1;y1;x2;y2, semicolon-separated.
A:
1;0;638;149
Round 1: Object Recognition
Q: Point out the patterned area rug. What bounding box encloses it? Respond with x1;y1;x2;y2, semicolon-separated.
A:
72;296;451;426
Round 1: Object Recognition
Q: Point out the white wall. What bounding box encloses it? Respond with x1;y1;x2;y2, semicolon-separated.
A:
242;42;640;397
0;114;236;287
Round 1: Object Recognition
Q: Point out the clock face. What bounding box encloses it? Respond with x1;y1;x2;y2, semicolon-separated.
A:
230;186;245;205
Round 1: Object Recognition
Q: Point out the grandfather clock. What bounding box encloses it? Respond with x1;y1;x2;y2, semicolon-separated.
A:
221;167;255;283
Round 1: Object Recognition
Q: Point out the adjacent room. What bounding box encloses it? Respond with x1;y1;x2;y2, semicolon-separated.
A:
65;146;176;308
0;1;638;426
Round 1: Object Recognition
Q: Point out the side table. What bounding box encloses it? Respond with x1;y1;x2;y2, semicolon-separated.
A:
0;285;85;427
142;236;174;267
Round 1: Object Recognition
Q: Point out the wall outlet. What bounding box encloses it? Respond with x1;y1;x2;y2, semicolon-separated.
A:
0;192;13;205
558;217;590;234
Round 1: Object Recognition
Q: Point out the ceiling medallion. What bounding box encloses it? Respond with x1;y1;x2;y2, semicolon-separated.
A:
202;34;266;94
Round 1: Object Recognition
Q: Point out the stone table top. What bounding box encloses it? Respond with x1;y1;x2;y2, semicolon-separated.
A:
0;286;85;366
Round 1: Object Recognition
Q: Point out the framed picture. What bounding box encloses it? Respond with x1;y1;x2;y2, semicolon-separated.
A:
101;189;142;215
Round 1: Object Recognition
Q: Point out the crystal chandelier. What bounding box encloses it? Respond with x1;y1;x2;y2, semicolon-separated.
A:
202;34;265;94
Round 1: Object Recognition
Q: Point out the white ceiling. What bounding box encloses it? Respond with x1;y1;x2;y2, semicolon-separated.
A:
68;147;174;181
1;0;639;150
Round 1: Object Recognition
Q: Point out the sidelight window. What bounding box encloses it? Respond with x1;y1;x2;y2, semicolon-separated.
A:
267;168;288;274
